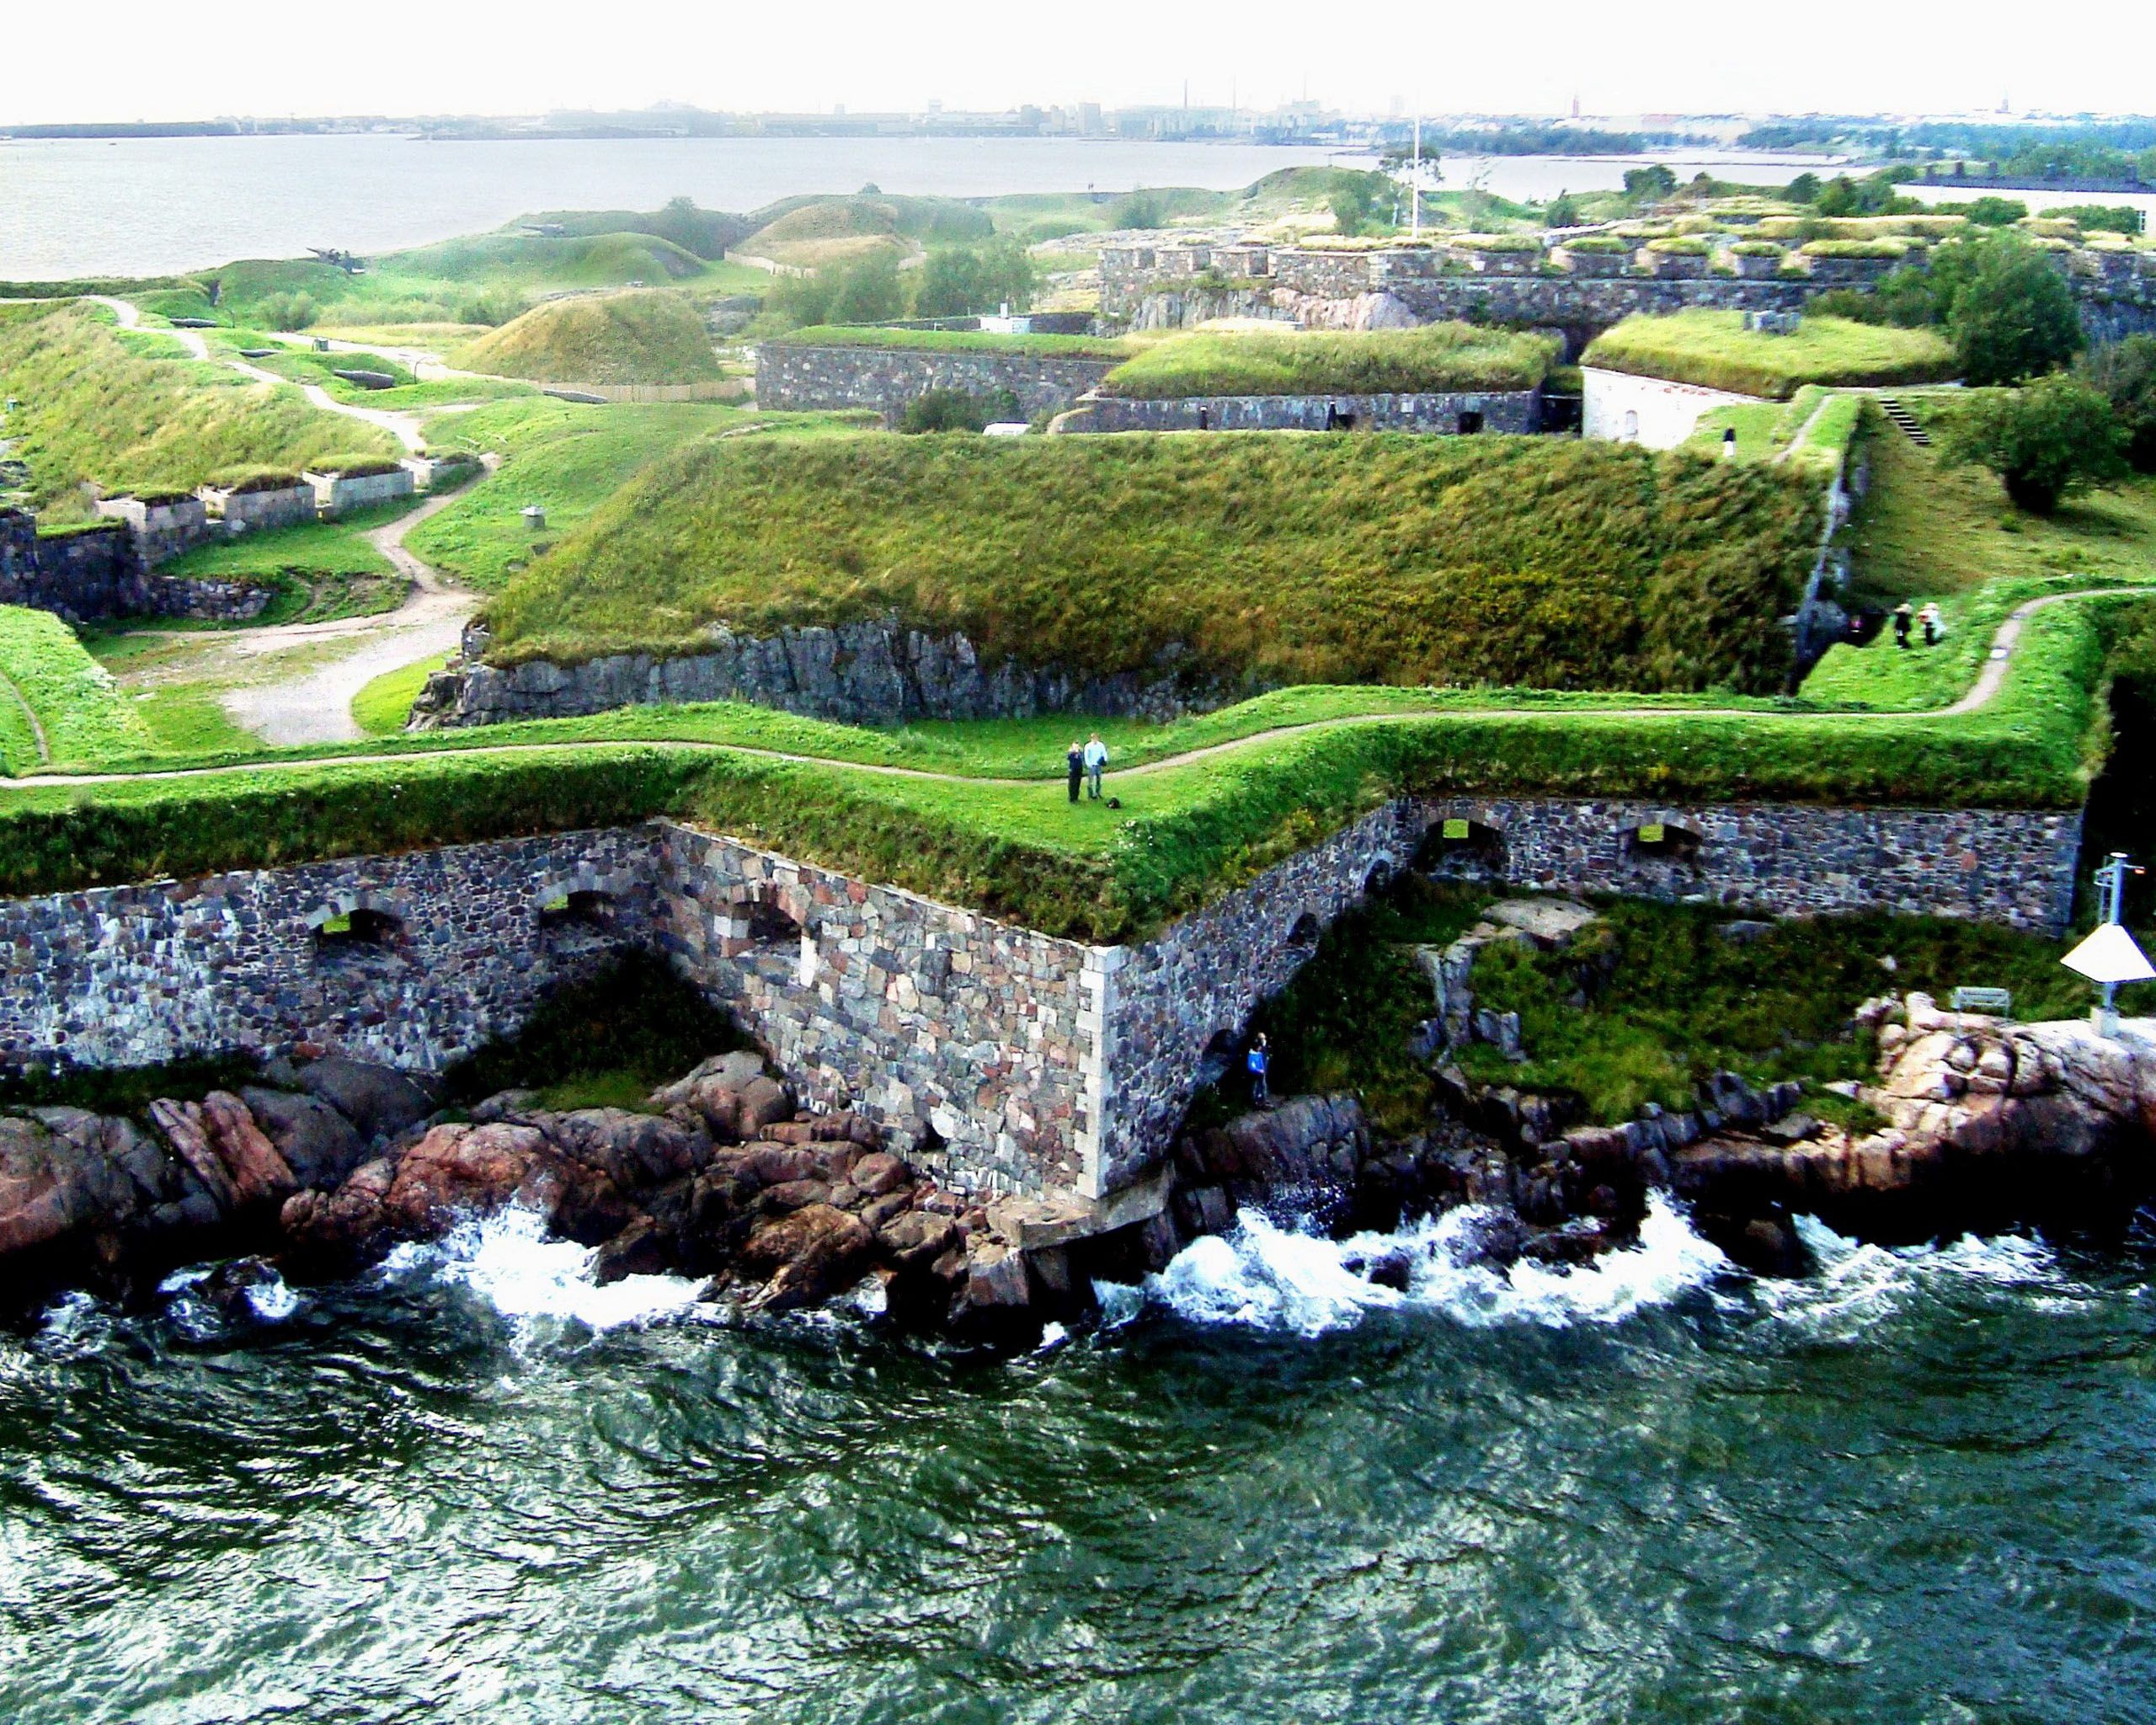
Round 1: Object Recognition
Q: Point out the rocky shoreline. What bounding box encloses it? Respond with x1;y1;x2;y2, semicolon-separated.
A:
7;984;2155;1337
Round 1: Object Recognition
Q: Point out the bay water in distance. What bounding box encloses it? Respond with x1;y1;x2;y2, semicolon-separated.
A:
0;134;1829;280
4;1197;2154;1722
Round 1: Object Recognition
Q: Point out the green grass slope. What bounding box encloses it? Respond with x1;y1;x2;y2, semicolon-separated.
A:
483;434;1821;696
451;291;720;386
1584;310;1958;399
1101;324;1558;398
0;606;156;772
0;303;398;514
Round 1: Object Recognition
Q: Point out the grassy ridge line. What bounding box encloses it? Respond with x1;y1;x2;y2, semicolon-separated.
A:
0;609;157;772
1098;324;1558;398
1583;310;1958;400
0;594;2131;939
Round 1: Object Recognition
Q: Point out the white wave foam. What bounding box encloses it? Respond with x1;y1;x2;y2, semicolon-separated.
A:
377;1207;708;1337
1130;1193;1730;1338
1757;1214;2087;1337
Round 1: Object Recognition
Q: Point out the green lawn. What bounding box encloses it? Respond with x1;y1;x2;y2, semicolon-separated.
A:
0;607;157;772
1584;310;1958;399
480;434;1822;697
403;397;756;592
352;654;440;736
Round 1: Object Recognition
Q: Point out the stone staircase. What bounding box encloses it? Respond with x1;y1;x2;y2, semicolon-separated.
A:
1876;397;1932;446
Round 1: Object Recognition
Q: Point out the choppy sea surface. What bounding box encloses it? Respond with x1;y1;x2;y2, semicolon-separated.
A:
5;1197;2155;1722
0;135;1825;280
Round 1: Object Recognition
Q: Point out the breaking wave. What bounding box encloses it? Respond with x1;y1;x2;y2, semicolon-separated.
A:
1126;1192;1731;1338
376;1207;710;1338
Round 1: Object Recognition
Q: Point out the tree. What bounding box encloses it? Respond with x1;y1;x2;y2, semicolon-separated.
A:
899;387;1021;434
1785;171;1821;205
1814;174;1860;216
1948;235;2084;384
1940;376;2128;513
2079;335;2156;473
1327;170;1381;238
1544;190;1582;228
1110;191;1166;230
1962;195;2030;227
828;251;906;324
911;238;1037;319
1622;164;1678;202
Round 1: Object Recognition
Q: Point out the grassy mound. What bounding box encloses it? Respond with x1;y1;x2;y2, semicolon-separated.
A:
452;291;719;386
483;434;1821;696
0;302;398;513
0;606;156;773
1583;310;1957;399
1100;324;1557;398
745;194;994;248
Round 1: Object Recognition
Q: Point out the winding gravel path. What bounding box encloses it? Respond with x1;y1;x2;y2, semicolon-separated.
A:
8;585;2149;793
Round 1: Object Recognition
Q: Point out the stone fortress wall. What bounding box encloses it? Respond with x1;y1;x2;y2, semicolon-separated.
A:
0;508;269;624
1064;387;1543;435
0;793;2084;1203
755;342;1122;425
1099;239;2156;346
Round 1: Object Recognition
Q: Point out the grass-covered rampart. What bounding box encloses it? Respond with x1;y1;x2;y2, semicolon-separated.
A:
1097;323;1558;398
0;303;398;515
479;434;1821;696
767;324;1135;360
453;290;721;386
1584;310;1958;399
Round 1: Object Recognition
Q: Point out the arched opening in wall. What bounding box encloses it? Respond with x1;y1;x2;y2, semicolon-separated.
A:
1198;1029;1241;1088
539;889;618;935
1456;409;1484;435
1415;816;1508;881
1623;820;1703;866
1285;911;1321;950
741;894;816;988
914;1115;948;1162
1326;403;1358;432
1622;409;1641;442
312;905;403;965
1361;860;1395;899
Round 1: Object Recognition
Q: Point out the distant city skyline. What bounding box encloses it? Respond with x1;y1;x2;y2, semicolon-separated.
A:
3;0;2152;130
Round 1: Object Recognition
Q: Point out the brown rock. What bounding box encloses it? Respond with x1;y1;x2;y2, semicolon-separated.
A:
763;1120;817;1145
537;1108;708;1189
381;1123;567;1238
735;1203;874;1311
592;1216;671;1284
202;1092;298;1206
848;1151;907;1197
737;1076;793;1134
877;1210;958;1271
745;1144;820;1186
961;1242;1032;1310
860;1191;913;1232
759;1178;831;1213
280;1157;395;1266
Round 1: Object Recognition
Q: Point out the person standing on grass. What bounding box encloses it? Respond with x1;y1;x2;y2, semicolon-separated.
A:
1892;601;1913;650
1247;1033;1270;1107
1066;740;1084;804
1919;602;1942;647
1083;733;1108;801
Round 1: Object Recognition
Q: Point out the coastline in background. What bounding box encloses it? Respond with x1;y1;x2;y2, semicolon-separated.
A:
0;136;1830;280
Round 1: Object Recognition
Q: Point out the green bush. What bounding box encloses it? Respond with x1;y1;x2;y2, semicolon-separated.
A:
1962;197;2031;227
1800;239;1910;259
1110;192;1167;231
1559;236;1630;256
1728;241;1785;258
1950;235;2085;385
898;388;1020;434
910;238;1038;319
1940;377;2130;513
2079;335;2156;473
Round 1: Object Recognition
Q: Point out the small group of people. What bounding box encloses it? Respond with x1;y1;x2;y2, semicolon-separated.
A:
1065;734;1109;804
1891;601;1945;649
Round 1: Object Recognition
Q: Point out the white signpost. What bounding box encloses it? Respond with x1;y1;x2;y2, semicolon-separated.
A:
2062;852;2154;1037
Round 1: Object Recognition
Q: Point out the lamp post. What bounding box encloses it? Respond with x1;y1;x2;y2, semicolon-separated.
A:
2062;852;2153;1038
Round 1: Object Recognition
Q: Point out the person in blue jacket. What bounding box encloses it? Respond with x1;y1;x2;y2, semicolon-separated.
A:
1247;1033;1270;1106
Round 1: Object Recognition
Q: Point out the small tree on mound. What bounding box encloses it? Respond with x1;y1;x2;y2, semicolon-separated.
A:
2079;335;2156;473
1941;376;2129;513
1949;236;2084;385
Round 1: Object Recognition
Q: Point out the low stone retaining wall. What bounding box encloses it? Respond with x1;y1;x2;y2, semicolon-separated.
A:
755;342;1119;425
1068;387;1542;435
213;483;318;533
0;794;2084;1202
0;510;269;624
93;494;213;567
408;617;1225;729
310;468;414;515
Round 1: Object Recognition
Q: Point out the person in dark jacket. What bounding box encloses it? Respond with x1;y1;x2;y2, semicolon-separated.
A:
1066;740;1084;804
1892;601;1913;649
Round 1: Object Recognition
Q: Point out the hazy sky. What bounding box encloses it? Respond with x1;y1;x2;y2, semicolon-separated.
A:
4;0;2151;126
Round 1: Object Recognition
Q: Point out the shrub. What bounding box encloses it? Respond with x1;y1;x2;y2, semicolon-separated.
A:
1645;237;1712;255
255;291;318;331
1110;192;1167;231
1800;238;1910;259
1940;377;2130;512
1728;241;1785;258
1559;235;1630;255
1963;197;2031;227
1950;235;2084;385
910;238;1038;319
898;387;1021;434
2052;204;2147;236
2076;335;2156;473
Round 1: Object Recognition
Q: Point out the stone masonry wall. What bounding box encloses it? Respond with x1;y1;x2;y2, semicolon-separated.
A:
0;510;268;624
0;829;662;1075
1070;387;1543;435
408;617;1230;730
0;796;2087;1203
652;825;1096;1196
755;342;1119;425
